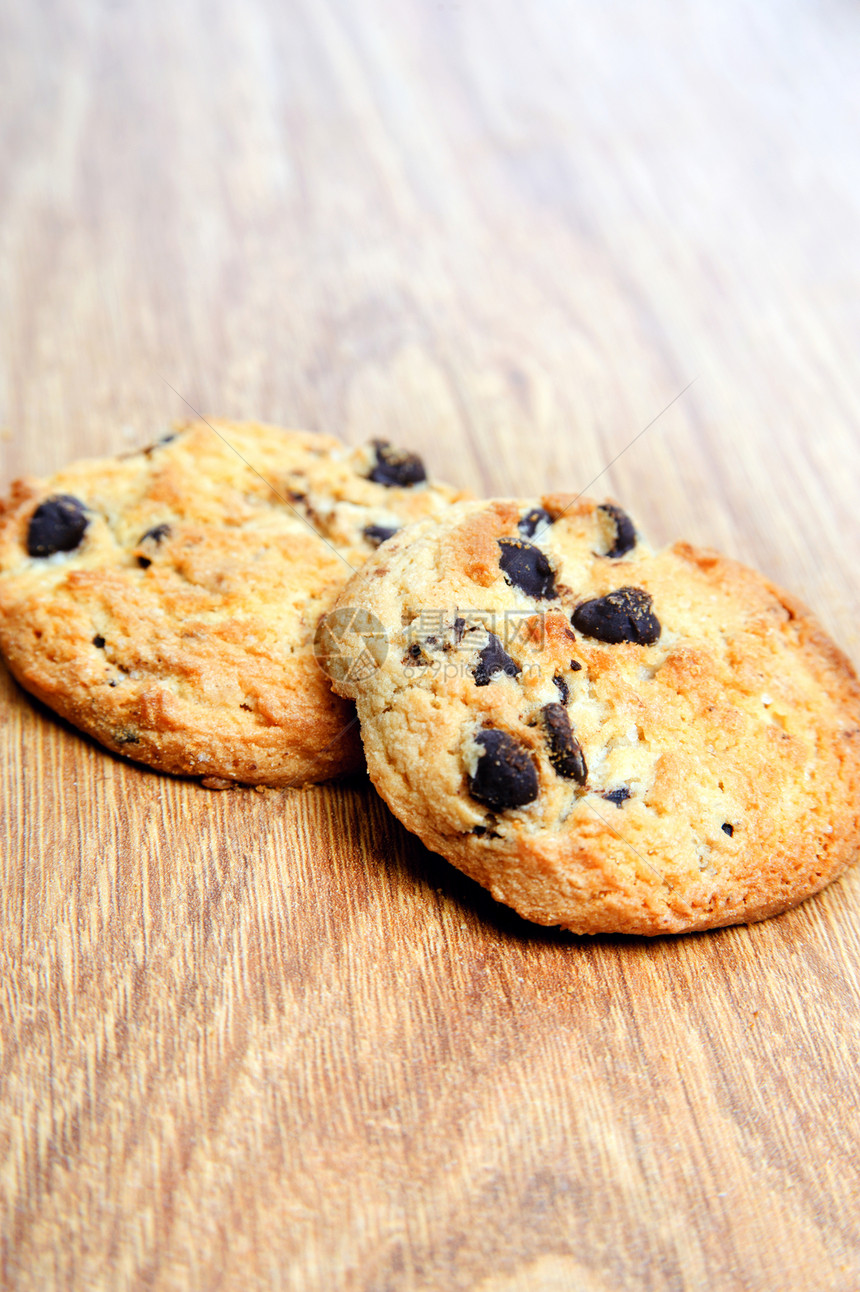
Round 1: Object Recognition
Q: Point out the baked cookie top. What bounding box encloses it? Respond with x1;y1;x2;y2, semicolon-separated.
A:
0;420;469;785
328;496;860;935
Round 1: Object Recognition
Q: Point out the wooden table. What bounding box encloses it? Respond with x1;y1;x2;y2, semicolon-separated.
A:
2;2;860;1288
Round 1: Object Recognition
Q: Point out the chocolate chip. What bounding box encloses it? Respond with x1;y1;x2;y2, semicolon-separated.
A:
541;703;587;783
603;787;630;807
454;617;466;643
364;524;399;547
468;729;539;811
404;642;430;667
498;539;558;600
92;635;106;649
570;659;582;671
572;587;661;645
26;495;89;557
598;503;637;558
471;823;501;839
368;440;426;487
552;675;570;705
722;822;734;837
140;523;171;545
137;523;171;568
518;507;553;539
473;633;521;686
116;730;140;745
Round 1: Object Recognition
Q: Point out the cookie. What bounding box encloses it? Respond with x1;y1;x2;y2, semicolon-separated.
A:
327;496;860;935
0;421;469;785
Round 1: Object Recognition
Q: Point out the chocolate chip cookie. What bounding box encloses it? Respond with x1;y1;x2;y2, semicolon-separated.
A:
0;421;469;785
327;496;860;935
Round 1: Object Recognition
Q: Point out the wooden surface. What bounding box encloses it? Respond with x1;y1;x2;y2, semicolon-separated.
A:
2;2;860;1288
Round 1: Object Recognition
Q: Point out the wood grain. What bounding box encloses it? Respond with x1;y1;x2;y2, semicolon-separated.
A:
2;1;860;1288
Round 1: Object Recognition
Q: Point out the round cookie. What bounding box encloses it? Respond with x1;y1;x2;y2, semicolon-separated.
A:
0;420;469;785
327;496;860;935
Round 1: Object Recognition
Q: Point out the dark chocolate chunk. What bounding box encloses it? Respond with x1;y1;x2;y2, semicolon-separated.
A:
140;523;171;545
722;822;734;837
552;674;570;705
598;503;637;558
116;730;140;745
518;507;553;539
468;729;539;811
473;633;521;686
92;635;106;649
453;617;466;643
541;703;587;783
26;495;89;557
570;659;582;671
470;823;501;839
497;538;558;600
404;642;430;666
136;521;170;568
603;787;630;807
363;523;399;547
572;587;661;645
137;523;171;568
368;440;426;487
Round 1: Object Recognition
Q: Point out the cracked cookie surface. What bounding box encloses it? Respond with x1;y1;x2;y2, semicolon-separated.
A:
0;420;469;785
329;496;860;934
